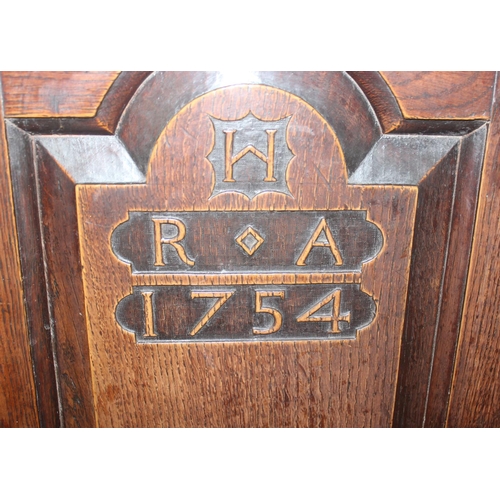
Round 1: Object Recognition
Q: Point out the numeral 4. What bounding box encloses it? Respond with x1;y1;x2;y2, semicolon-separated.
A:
296;289;350;333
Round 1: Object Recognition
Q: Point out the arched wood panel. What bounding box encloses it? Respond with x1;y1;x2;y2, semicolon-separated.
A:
1;71;497;427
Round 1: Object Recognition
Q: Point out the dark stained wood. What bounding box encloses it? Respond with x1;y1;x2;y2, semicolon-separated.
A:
118;72;381;176
117;284;375;342
36;135;143;183
259;72;381;177
348;71;404;133
7;72;152;135
381;72;496;120
385;119;486;136
2;72;120;118
393;146;458;427
90;71;152;133
447;75;500;427
349;134;459;185
77;84;417;426
35;144;95;427
112;211;382;274
393;125;487;427
0;80;39;427
423;126;487;427
6;123;60;427
0;71;496;427
349;72;488;136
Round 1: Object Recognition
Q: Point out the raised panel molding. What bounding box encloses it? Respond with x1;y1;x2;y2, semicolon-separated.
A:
2;71;495;427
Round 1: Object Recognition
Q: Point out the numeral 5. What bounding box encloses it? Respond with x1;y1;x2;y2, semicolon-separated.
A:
253;290;285;335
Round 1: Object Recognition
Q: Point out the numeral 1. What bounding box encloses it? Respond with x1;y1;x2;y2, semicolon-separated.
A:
141;291;157;338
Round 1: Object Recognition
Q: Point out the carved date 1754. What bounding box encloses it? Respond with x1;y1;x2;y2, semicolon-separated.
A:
108;89;388;343
112;209;382;342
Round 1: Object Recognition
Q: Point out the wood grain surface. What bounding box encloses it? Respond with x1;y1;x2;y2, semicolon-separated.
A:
348;72;404;133
350;72;490;136
78;85;417;427
6;123;60;427
393;145;459;426
393;126;487;427
0;81;39;427
2;72;120;118
35;145;96;427
8;72;151;135
1;71;495;427
381;72;495;120
423;127;487;426
447;75;500;427
117;72;381;176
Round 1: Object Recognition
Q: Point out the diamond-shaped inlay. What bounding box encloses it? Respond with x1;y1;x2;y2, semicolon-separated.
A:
235;226;265;256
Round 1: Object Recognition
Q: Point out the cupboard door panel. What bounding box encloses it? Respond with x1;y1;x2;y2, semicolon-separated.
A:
0;80;39;427
2;71;496;427
447;75;500;427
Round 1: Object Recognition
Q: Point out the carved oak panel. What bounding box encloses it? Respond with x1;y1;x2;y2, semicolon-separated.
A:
2;71;491;427
75;83;416;426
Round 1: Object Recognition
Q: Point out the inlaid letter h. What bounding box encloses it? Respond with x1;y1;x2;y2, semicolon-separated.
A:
223;128;277;182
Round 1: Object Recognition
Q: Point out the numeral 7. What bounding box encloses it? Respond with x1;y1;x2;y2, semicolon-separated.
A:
189;291;234;336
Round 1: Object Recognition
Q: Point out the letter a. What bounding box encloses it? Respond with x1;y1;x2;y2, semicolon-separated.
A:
296;218;343;266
